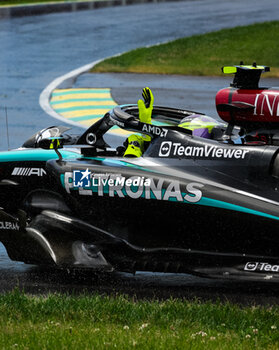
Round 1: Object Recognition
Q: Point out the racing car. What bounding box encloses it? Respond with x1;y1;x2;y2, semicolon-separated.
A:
1;63;279;281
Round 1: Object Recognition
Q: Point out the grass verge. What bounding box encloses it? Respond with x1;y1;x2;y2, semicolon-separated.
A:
92;21;279;77
0;289;279;349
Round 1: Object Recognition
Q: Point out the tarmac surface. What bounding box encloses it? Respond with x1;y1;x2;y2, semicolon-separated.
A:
2;252;279;305
1;0;279;150
1;0;279;300
76;73;279;119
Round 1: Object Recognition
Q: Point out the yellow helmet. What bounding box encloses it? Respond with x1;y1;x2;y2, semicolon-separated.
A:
123;134;144;158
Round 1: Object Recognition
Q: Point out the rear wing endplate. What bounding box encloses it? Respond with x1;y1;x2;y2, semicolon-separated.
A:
222;63;270;89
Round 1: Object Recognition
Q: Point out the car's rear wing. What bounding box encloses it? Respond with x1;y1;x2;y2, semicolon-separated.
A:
222;62;270;89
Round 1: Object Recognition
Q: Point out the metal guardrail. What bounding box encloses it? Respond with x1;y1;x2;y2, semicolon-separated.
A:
0;0;184;18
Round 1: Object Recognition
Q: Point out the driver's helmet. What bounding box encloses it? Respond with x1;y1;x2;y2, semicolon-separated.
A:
123;134;145;158
179;114;221;139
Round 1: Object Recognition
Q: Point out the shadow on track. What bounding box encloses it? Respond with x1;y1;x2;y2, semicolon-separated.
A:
1;263;279;306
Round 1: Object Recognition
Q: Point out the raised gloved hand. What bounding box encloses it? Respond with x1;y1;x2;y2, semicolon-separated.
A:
138;87;154;142
123;87;154;157
138;87;154;125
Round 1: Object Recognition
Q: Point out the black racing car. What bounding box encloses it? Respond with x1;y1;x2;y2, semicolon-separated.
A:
1;64;279;281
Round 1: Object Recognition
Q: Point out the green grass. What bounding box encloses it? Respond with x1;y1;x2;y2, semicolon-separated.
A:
0;289;279;349
92;21;279;77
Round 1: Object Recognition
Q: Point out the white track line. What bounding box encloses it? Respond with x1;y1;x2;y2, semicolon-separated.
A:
39;58;104;128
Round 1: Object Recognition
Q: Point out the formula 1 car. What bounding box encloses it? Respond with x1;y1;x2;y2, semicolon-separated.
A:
1;63;279;282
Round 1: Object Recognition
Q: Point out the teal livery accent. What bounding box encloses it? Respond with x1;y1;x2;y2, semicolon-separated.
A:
82;157;158;173
60;172;279;222
156;190;279;221
0;149;79;162
0;149;154;172
151;120;170;127
198;197;279;221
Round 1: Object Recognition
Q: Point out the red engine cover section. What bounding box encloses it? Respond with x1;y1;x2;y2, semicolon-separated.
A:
216;87;279;125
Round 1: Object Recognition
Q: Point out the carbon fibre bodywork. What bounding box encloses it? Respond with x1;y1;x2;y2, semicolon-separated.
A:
1;105;279;281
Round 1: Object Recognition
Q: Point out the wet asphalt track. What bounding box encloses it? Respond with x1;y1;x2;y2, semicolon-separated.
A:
1;0;279;150
3;250;279;305
1;0;279;301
